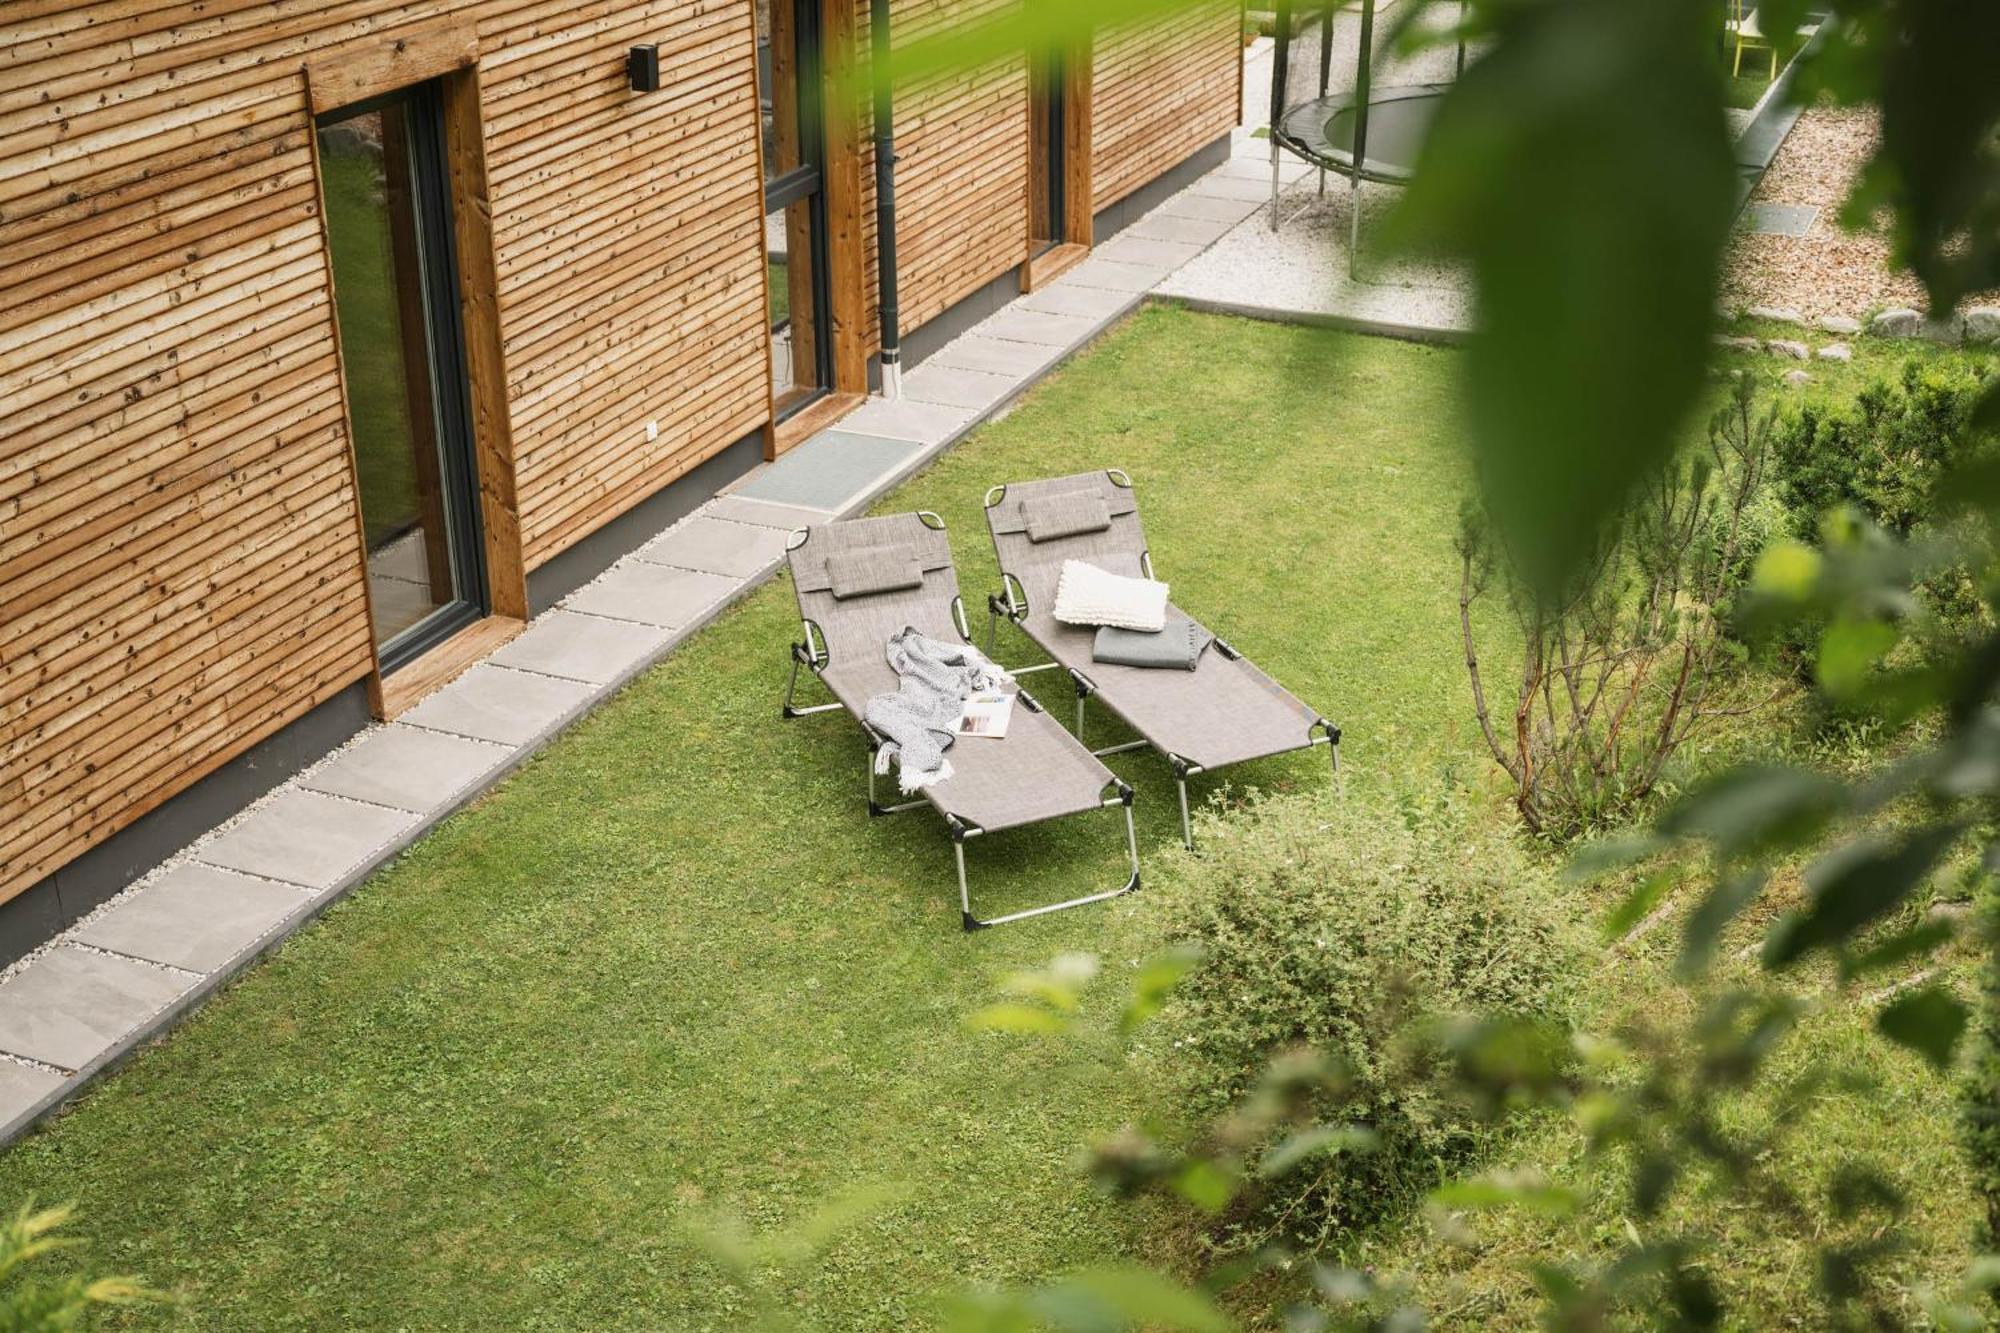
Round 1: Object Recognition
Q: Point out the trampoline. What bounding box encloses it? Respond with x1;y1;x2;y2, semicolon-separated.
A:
1267;0;1466;263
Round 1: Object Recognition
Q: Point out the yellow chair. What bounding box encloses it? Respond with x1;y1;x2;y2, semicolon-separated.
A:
1727;0;1778;80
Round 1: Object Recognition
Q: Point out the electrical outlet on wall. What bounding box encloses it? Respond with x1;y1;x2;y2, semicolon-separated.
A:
644;420;658;442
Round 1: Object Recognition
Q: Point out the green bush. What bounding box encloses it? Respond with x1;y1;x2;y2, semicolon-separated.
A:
1773;358;1995;539
1138;785;1581;1254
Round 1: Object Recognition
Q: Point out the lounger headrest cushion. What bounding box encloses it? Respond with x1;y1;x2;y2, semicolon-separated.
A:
1023;492;1112;542
990;478;1137;539
825;544;926;599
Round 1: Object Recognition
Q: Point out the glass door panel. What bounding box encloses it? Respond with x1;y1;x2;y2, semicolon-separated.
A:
758;0;832;417
1031;46;1068;255
316;82;487;668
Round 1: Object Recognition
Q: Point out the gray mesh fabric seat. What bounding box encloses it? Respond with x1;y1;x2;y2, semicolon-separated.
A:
782;510;1139;929
983;471;1340;844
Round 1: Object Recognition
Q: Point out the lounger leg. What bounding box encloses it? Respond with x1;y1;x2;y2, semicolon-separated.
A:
781;643;841;719
1170;758;1203;850
867;743;927;817
954;787;1142;930
1269;137;1282;232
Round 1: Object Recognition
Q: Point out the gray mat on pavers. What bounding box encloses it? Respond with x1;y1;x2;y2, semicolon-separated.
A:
1742;202;1817;236
732;430;924;510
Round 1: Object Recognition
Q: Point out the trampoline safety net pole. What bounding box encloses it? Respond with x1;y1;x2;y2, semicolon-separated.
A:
1268;0;1292;231
1348;0;1377;279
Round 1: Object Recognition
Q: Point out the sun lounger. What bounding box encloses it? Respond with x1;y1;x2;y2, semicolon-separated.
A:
982;471;1340;845
781;510;1139;929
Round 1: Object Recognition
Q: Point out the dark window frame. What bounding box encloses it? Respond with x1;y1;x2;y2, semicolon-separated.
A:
316;79;490;671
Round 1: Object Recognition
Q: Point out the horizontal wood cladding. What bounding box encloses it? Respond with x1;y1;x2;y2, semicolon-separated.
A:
1089;0;1237;210
0;0;770;905
856;0;1031;345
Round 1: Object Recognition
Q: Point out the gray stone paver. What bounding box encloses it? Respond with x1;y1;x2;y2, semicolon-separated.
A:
634;515;789;578
1188;173;1280;203
978;307;1100;347
1018;282;1137;321
1155;193;1263;225
399;664;597;747
1092;234;1204;268
926;334;1063;378
565;563;738;629
490;609;674;684
195;790;419;891
837;396;975;444
0;948;195;1071
301;726;514;814
0;1062;67;1126
72;864;306;974
1062;257;1172;294
1126;212;1235;247
901;364;1019;410
704;495;831;531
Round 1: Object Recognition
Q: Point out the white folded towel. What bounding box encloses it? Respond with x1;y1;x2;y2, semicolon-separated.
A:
1051;559;1169;632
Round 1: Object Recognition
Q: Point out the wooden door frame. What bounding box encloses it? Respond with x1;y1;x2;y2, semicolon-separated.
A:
760;0;868;459
302;18;528;718
1022;37;1093;291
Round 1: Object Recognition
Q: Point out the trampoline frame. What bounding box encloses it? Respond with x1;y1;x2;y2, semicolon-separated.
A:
1266;0;1465;271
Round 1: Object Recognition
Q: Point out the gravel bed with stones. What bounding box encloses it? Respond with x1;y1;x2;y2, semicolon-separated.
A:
1724;104;1952;319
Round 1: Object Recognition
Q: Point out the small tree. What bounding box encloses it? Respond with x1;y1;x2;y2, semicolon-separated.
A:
1460;376;1779;838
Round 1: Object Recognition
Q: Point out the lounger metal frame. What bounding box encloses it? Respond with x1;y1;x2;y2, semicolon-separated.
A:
780;513;1140;930
981;475;1341;847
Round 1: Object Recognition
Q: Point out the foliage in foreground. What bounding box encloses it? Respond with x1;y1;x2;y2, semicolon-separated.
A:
0;1203;149;1331
1459;377;1779;840
1133;785;1579;1255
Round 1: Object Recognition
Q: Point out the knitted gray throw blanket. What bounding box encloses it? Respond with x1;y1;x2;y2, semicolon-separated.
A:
865;627;1014;793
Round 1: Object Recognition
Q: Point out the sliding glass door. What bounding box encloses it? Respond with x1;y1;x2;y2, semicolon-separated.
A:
758;0;834;418
1031;46;1070;255
316;80;488;670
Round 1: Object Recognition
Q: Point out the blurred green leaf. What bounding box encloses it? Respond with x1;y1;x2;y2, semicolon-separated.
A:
1764;823;1963;967
1257;1125;1379;1178
1173;1159;1237;1214
1678;869;1768;978
1431;1175;1582;1216
1817;617;1902;698
1122;944;1201;1037
1752;539;1823;601
1392;0;1735;595
1839;919;1957;982
968;1003;1071;1035
1025;1264;1232;1333
1566;831;1667;884
1659;765;1846;861
1876;984;1968;1070
1601;868;1677;941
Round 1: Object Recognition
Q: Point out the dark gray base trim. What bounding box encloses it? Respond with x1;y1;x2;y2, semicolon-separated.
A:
865;131;1233;390
525;426;765;615
1;682;374;970
1091;133;1232;244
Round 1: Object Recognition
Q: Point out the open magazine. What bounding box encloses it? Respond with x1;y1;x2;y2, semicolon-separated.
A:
956;689;1014;739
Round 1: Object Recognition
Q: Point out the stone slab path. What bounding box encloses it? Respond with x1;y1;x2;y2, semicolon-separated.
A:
0;136;1287;1148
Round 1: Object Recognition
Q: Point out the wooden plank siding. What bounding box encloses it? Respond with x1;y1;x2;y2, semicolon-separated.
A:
1089;0;1237;209
0;0;769;905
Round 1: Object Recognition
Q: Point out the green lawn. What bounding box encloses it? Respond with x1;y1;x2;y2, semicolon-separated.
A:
5;307;1980;1327
1;308;1472;1328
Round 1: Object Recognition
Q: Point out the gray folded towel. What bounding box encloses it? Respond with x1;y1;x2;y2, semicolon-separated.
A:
1093;615;1213;670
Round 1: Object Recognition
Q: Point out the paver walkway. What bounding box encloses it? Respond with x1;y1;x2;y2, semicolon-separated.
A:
0;133;1290;1146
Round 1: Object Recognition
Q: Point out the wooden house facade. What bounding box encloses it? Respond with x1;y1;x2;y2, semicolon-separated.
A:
0;0;1240;960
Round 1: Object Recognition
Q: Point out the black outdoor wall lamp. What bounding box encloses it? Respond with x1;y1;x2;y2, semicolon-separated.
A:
628;44;660;93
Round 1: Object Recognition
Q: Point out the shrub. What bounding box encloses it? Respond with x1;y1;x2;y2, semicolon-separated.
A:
1137;784;1581;1254
1773;358;1995;540
1460;375;1776;840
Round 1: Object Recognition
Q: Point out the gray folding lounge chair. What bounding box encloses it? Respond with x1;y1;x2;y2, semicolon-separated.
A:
781;510;1139;930
982;470;1340;846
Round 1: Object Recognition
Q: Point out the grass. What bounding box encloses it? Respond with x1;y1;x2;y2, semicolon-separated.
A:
320;144;424;553
0;308;1472;1329
4;306;1983;1327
